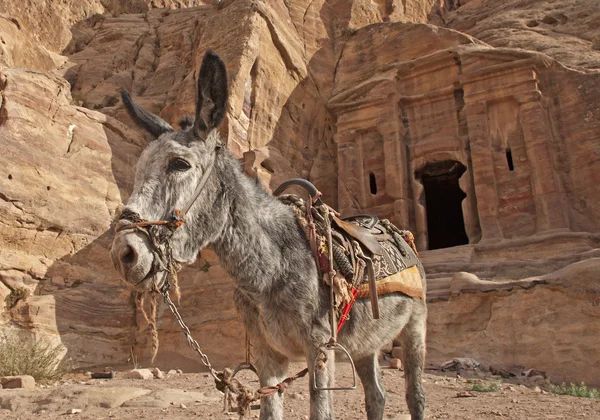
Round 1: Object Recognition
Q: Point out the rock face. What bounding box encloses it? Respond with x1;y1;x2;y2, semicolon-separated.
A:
0;65;145;367
0;0;599;385
444;0;600;70
428;259;600;386
0;1;210;55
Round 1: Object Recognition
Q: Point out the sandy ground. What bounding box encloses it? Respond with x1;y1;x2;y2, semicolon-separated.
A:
1;362;599;419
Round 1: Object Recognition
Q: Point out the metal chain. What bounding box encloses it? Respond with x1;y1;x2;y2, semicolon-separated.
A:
161;289;222;382
160;282;311;418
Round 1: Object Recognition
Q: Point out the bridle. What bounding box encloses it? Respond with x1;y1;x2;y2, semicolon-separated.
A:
114;146;221;293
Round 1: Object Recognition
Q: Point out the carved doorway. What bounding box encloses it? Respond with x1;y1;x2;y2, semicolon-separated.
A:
416;161;469;250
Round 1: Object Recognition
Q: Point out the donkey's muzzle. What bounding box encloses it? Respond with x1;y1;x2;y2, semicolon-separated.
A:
110;230;154;287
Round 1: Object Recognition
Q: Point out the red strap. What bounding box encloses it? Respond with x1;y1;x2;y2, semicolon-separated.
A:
336;287;358;334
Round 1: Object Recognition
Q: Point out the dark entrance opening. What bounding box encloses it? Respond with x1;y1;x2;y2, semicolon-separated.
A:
369;172;378;195
416;161;469;250
505;148;514;171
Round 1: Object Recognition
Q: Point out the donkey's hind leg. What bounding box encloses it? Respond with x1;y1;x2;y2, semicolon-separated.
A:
355;352;385;420
398;302;427;420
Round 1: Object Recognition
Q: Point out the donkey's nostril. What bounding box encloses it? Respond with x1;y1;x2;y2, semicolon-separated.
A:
120;246;136;266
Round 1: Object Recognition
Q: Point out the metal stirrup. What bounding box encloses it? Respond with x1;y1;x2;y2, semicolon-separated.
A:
311;208;357;392
312;339;357;391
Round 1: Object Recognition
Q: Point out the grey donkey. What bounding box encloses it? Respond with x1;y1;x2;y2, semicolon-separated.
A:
110;50;427;420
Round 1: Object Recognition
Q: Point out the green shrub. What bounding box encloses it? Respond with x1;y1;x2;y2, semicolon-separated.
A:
0;330;72;383
549;382;600;399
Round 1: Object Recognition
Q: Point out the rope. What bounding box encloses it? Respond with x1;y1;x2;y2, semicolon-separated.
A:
168;262;181;304
332;242;353;282
116;147;219;235
134;291;160;364
149;293;159;363
244;331;252;365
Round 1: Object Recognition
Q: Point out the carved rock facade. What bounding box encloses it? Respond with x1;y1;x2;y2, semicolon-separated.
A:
329;24;599;252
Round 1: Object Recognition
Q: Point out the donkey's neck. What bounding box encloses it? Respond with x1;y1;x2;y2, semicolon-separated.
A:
208;157;314;296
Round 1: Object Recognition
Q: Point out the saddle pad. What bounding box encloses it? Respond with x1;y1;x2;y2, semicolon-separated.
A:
355;265;425;300
349;221;425;301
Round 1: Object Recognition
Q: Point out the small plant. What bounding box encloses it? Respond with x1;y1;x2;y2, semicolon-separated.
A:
5;287;29;309
470;381;500;392
0;330;73;383
105;95;119;107
199;259;210;273
549;382;600;399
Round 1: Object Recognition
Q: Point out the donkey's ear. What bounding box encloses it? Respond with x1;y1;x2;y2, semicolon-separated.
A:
120;90;173;138
194;50;228;138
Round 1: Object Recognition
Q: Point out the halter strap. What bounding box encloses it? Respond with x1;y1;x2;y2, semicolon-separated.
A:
116;147;219;233
180;149;217;216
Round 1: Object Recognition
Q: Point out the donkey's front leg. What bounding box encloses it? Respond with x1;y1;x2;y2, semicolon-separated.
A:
307;345;335;420
355;353;386;420
255;343;289;420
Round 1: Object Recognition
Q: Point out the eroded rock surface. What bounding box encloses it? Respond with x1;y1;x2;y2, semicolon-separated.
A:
0;0;211;56
428;259;600;386
445;0;600;69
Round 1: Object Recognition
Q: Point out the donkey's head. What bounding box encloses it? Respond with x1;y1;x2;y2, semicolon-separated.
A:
110;50;229;290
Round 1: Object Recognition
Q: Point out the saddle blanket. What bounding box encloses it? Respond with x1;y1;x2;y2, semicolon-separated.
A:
345;219;425;301
355;265;424;300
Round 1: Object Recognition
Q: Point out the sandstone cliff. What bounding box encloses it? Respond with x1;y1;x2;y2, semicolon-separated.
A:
0;0;599;385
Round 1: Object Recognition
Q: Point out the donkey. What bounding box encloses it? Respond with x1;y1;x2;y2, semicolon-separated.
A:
110;50;427;420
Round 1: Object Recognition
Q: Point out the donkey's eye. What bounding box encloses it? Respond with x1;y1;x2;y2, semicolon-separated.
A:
168;158;191;172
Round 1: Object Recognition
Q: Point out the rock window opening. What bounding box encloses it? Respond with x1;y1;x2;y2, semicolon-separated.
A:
506;148;514;171
416;161;469;250
369;172;378;195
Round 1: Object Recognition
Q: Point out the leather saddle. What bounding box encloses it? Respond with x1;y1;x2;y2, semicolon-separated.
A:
333;216;384;256
341;214;378;229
